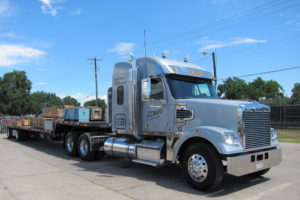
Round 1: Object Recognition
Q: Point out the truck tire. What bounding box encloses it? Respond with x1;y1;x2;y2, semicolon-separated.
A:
7;129;13;139
183;143;223;191
78;134;96;161
65;132;79;157
248;168;270;177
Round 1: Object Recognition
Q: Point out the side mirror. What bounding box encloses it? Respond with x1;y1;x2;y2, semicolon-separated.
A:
141;78;151;102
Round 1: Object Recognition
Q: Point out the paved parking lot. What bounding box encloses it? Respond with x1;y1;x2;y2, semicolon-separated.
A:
0;134;299;200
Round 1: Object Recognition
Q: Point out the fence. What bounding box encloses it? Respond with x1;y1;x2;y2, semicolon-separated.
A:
271;104;300;128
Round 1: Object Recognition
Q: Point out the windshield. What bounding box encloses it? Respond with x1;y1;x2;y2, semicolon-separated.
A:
166;74;218;99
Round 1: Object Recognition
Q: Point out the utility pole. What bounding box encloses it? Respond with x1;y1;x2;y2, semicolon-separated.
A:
88;57;102;107
212;52;217;86
203;51;217;86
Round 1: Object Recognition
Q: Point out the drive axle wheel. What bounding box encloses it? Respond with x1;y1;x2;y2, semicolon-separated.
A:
65;132;78;156
183;143;223;191
78;134;96;161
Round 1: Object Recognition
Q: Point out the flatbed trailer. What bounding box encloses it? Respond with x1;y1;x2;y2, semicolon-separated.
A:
6;119;111;161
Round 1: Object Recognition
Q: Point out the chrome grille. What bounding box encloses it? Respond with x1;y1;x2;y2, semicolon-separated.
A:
176;109;193;119
243;111;271;149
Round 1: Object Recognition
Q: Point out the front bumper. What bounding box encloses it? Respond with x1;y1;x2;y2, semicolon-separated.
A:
226;147;282;176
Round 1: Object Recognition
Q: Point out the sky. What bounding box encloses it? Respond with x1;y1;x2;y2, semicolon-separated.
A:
0;0;299;105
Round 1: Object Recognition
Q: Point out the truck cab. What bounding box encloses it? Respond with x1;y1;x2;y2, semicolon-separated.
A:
106;56;281;190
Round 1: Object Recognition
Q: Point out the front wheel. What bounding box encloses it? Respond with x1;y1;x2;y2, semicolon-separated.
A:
78;134;96;161
183;143;223;191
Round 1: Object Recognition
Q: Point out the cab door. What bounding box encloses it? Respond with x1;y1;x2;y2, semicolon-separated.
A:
142;77;168;132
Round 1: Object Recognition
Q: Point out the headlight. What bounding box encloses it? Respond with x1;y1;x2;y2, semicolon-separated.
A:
271;128;278;144
224;132;241;146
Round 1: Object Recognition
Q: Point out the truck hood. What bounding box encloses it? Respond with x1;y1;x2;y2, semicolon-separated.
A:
180;99;268;132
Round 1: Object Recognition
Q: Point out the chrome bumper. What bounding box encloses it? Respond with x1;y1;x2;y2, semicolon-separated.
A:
227;148;282;176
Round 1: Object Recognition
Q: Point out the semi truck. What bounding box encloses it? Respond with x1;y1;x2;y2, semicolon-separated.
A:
7;56;282;191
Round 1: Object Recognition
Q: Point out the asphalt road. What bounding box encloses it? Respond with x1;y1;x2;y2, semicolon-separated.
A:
0;134;299;200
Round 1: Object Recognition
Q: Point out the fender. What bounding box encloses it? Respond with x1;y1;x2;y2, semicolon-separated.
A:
172;126;243;163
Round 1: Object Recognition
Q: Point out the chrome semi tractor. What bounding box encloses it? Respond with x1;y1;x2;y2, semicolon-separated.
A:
8;56;282;191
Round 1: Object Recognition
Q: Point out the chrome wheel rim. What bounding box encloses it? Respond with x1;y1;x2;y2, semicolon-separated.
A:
187;154;208;182
80;139;88;156
66;137;73;152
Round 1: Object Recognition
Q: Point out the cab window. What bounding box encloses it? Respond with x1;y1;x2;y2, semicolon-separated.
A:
150;78;164;100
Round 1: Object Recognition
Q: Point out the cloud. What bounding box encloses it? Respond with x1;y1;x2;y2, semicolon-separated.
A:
108;42;135;56
33;82;47;87
0;44;45;67
70;8;81;16
198;37;267;51
0;0;12;17
39;0;63;16
0;32;16;38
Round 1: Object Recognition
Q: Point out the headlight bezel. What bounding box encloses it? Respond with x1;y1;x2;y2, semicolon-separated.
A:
271;128;278;145
224;132;241;146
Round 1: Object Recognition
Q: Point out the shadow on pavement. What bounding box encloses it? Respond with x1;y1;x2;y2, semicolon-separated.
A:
5;136;270;197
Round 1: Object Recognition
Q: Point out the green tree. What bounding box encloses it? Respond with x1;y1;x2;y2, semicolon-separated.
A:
217;77;248;99
291;83;300;104
0;70;32;115
29;91;62;113
62;96;80;106
248;77;284;100
83;99;107;107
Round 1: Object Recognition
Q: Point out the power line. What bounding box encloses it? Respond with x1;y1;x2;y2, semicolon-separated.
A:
95;0;293;60
218;65;300;81
193;34;300;63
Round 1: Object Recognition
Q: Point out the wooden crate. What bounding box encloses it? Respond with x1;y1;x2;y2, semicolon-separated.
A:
32;117;43;129
38;117;44;129
12;120;22;127
42;106;64;118
89;107;105;121
22;118;31;126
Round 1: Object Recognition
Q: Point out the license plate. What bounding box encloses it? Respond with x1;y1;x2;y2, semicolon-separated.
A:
256;161;264;169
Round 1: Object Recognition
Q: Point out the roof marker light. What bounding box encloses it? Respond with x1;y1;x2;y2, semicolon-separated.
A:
190;70;193;74
210;74;214;78
173;68;177;72
199;72;203;76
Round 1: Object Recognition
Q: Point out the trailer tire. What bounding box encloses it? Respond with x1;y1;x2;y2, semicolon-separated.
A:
183;143;223;191
78;134;96;161
65;132;78;157
15;130;23;141
7;129;13;139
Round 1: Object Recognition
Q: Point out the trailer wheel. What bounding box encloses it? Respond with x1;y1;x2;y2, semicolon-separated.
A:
183;143;223;191
65;132;78;156
7;129;13;139
78;134;96;161
15;130;23;141
248;168;270;177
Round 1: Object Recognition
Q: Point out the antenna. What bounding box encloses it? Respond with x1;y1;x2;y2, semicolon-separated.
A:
144;29;147;59
184;54;192;62
162;50;170;58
